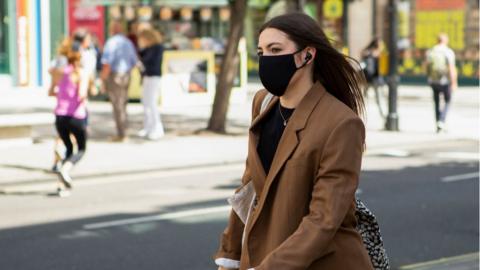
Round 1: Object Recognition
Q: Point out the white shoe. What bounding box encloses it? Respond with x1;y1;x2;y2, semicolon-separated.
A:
56;187;71;197
147;132;164;141
59;162;73;189
137;129;148;137
436;121;446;133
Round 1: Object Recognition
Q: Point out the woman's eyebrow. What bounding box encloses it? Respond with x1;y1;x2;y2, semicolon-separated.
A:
267;42;281;48
257;42;282;50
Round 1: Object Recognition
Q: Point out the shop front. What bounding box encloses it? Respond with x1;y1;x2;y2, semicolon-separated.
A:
74;0;248;107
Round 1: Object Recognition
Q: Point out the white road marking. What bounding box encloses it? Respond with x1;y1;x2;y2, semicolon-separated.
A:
83;205;232;230
441;172;479;183
399;252;479;270
371;149;411;157
436;152;479;160
0;163;244;193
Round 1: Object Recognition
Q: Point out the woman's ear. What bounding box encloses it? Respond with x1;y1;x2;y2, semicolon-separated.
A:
306;47;316;64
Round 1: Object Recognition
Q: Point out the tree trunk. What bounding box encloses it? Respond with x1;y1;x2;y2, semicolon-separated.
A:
207;0;248;133
287;0;305;12
316;0;324;23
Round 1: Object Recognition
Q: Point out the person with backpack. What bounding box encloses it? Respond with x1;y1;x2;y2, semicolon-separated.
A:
426;33;458;133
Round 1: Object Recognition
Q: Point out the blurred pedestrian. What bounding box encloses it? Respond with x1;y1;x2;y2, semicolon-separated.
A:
215;13;373;270
51;37;89;196
48;38;70;172
73;28;98;97
48;30;98;172
425;33;458;133
127;21;139;51
48;40;69;97
361;38;387;118
100;20;138;142
361;37;384;91
137;28;165;140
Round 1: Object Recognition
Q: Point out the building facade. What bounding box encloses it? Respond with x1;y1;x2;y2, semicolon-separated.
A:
2;0;478;87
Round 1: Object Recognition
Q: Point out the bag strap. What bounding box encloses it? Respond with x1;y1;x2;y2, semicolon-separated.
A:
260;92;274;114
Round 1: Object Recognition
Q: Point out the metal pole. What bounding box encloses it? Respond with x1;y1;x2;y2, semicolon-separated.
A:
385;0;399;131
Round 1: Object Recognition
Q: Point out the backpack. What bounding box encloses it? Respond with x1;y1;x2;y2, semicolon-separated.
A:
427;49;449;82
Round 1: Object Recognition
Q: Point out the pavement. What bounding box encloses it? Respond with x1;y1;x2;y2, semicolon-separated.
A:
0;82;477;189
0;82;478;269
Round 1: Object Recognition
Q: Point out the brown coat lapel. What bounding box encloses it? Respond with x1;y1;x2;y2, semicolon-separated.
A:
247;82;327;231
247;93;278;195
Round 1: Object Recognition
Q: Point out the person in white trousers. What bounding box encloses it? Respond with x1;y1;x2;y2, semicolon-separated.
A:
138;27;165;140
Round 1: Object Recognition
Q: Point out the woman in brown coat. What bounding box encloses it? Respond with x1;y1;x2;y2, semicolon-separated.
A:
215;13;374;270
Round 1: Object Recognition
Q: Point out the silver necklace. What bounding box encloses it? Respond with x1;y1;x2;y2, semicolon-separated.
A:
278;103;291;127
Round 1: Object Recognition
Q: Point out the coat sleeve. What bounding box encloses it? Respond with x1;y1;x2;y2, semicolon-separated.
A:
214;90;267;262
254;117;366;270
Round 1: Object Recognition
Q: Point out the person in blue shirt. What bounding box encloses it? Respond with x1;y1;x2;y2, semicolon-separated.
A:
100;20;138;142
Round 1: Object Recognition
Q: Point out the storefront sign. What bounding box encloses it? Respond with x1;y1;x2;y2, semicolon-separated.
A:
68;0;105;45
416;0;466;10
78;0;139;6
414;0;466;50
397;1;411;49
323;0;343;20
415;10;465;50
398;1;410;39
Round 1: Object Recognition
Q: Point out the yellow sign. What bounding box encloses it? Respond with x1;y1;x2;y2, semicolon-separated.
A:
461;62;475;77
415;10;465;50
324;0;343;20
398;1;410;38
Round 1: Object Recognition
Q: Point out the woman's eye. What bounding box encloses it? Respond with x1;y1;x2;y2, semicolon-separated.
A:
271;48;281;53
257;51;263;56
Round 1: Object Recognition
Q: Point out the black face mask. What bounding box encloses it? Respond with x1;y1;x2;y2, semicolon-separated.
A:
258;48;309;96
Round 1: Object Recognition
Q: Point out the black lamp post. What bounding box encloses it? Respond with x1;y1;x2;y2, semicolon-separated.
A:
385;0;399;131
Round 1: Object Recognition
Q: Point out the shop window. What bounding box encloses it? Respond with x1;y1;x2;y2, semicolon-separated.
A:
394;0;479;83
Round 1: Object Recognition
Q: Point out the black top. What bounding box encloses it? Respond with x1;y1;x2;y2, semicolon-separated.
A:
362;52;379;83
139;44;164;76
257;102;295;174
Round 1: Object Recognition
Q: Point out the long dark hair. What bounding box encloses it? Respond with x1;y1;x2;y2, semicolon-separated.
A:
259;13;365;117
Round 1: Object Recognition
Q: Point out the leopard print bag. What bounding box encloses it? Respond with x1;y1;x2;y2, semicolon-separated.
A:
355;199;390;270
